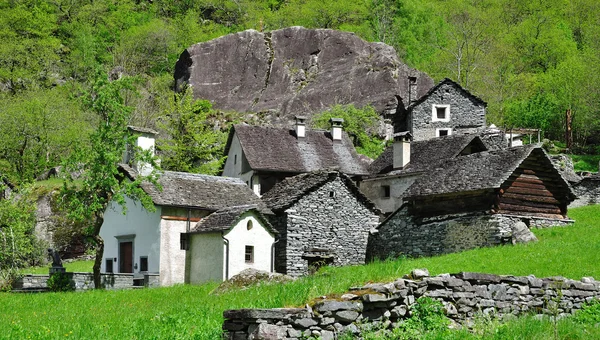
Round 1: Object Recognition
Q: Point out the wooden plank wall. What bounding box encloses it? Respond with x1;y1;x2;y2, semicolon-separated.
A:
497;153;567;219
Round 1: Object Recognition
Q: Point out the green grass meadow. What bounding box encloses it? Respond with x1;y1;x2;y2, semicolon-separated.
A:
2;205;600;339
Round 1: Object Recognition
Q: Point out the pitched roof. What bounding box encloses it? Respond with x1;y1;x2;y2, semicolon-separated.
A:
119;165;270;212
404;146;575;199
224;124;369;175
261;170;380;214
190;205;277;234
407;78;487;110
368;133;488;175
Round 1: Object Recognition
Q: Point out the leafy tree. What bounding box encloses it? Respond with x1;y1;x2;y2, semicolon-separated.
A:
158;89;233;175
60;70;159;288
311;104;386;159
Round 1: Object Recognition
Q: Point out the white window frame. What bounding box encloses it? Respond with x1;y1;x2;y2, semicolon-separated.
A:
436;128;452;137
432;104;451;122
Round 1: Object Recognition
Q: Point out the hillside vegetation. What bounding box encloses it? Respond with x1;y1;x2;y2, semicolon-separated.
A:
2;205;600;339
1;0;600;184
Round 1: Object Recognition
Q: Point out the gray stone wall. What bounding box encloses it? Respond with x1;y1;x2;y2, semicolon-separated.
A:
368;209;573;260
410;82;486;141
359;174;420;215
271;178;380;277
13;272;135;291
223;271;600;339
571;177;600;208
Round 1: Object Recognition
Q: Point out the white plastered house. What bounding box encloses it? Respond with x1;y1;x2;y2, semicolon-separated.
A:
186;205;277;284
100;129;274;286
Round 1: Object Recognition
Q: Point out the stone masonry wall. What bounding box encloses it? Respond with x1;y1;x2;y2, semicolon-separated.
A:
223;270;600;339
367;208;573;260
14;272;135;291
272;178;380;277
411;82;486;141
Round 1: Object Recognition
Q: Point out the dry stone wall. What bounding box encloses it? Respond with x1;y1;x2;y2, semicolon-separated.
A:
271;178;380;277
223;270;600;339
12;272;158;291
368;208;572;260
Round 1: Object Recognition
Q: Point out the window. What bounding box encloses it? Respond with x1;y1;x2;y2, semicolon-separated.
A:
245;245;254;263
247;220;253;231
436;128;452;137
329;191;336;198
234;154;237;164
180;233;189;250
105;259;113;273
431;104;450;122
382;185;391;198
140;256;148;272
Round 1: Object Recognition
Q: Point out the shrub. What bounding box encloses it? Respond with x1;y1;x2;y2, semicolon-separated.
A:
47;272;75;292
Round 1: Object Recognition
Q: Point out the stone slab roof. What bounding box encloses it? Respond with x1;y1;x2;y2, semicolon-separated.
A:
190;205;277;235
261;170;380;214
405;145;575;199
368;133;488;175
120;165;269;212
225;124;369;176
407;78;487;110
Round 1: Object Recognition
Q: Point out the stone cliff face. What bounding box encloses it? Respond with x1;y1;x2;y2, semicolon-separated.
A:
174;27;433;128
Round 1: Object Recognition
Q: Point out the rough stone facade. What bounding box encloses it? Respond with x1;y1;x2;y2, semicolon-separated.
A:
570;176;600;208
367;208;573;260
409;81;486;141
223;271;600;339
270;177;380;277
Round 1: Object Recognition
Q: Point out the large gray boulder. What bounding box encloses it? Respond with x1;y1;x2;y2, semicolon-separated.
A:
174;27;433;127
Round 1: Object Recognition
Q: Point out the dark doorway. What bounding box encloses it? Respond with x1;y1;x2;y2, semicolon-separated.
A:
119;241;133;273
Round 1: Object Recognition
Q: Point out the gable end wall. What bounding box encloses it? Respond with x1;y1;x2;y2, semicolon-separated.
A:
273;177;380;277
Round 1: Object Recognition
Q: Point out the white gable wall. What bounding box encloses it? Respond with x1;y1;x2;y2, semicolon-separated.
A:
224;214;275;278
100;197;162;274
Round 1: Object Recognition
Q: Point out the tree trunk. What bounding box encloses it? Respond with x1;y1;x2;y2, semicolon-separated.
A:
92;214;105;289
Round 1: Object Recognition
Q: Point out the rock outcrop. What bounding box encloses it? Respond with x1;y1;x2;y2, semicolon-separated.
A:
175;27;433;128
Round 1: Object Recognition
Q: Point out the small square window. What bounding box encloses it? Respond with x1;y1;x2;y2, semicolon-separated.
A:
245;245;254;263
436;107;446;120
140;256;148;272
432;105;450;122
382;185;391;198
436;128;452;137
180;233;189;251
105;259;114;273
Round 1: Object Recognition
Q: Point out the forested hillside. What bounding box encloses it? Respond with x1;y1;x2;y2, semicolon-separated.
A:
1;0;599;184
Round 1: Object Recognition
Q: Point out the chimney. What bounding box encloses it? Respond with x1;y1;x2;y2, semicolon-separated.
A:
330;118;344;141
408;76;418;105
295;116;306;138
126;126;157;176
393;131;412;169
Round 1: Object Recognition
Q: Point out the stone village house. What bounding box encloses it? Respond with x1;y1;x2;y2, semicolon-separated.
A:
261;170;381;277
367;144;576;259
221;117;370;195
100;131;275;286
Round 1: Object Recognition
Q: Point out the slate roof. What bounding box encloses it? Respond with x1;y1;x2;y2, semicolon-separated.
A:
189;204;277;234
407;78;487;110
261;170;380;214
404;145;575;199
119;165;270;212
368;133;488;175
224;124;370;176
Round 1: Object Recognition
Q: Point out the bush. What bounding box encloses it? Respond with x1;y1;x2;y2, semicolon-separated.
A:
47;272;75;292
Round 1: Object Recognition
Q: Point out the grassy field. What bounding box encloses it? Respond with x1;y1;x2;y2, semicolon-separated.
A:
23;260;94;275
2;205;600;339
571;154;600;172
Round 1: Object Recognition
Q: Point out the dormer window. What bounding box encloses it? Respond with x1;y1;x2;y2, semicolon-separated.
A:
432;104;450;122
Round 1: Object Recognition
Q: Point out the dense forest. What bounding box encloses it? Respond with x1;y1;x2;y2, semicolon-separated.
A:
1;0;600;185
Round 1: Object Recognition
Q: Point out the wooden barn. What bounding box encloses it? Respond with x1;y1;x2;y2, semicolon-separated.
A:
404;145;576;220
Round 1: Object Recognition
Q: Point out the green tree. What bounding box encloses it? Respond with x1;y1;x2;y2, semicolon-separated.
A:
158;89;233;175
60;70;159;288
311;104;386;159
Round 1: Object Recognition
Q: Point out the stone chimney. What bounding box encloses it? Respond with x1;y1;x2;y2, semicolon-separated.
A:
393;131;412;169
330;118;344;141
125;126;157;176
408;76;418;105
295;116;307;138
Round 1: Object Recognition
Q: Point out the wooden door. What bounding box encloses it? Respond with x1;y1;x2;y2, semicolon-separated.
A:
119;241;133;273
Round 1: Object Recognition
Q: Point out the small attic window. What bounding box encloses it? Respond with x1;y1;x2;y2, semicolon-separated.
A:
234;154;237;164
382;185;391;198
329;191;336;198
432;104;450;122
436;128;452;137
247;220;253;230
